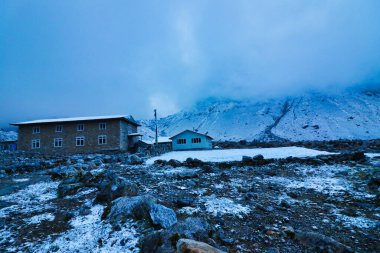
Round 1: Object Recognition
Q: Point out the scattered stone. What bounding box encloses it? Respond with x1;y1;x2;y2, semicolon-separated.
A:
368;171;380;190
295;231;353;253
176;169;199;180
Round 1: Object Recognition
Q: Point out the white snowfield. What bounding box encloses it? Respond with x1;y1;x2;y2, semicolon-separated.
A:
146;146;335;164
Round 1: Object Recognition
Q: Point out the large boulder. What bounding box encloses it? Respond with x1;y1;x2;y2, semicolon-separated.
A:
149;203;177;228
107;195;156;222
95;176;138;203
130;154;143;165
167;159;182;167
48;166;80;180
140;217;210;252
106;195;177;229
177;239;226;253
57;183;82;198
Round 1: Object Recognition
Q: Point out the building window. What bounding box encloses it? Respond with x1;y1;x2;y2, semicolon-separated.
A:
99;122;107;130
56;125;63;132
76;136;85;146
177;138;186;144
191;137;201;143
54;138;63;147
98;135;107;145
32;126;40;134
31;139;40;149
77;124;84;131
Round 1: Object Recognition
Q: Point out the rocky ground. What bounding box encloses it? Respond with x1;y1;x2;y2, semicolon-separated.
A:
0;149;379;252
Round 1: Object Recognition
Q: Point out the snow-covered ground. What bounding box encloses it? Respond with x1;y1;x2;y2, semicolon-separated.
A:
34;204;140;253
146;146;334;164
365;153;380;158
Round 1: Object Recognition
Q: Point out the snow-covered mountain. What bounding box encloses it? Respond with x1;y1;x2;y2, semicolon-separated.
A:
0;129;18;142
140;89;380;141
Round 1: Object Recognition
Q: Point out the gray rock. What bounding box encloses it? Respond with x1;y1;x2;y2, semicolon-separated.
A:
252;154;264;160
149;203;177;228
167;159;181;167
140;217;210;253
173;196;196;208
368;171;380;190
176;169;199;180
95;177;138;203
107;195;156;222
48;166;80;180
76;163;91;170
129;154;143;165
103;155;113;163
295;231;353;253
57;183;82;198
93;159;103;166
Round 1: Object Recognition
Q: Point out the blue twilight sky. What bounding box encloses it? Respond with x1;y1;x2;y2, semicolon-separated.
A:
1;0;380;128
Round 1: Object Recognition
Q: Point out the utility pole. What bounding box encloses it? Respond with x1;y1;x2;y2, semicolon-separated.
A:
154;109;158;145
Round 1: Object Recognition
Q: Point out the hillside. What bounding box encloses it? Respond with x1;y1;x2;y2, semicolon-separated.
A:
140;89;380;141
0;130;17;142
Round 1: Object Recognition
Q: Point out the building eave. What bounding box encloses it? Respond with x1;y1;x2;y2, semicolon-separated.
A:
11;115;141;126
169;129;213;140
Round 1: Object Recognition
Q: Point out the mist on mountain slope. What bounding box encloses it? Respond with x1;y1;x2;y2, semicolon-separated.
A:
140;87;380;141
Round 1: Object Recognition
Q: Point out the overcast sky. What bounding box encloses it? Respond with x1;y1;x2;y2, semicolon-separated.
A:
1;0;380;127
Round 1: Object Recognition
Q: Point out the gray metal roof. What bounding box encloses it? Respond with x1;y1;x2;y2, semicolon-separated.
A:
11;115;141;126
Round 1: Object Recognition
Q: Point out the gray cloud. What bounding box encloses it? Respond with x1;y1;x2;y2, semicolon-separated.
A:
1;0;380;128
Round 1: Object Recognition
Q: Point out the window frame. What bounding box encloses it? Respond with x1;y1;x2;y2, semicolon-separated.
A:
75;136;85;146
99;122;107;130
77;124;84;131
54;138;63;148
98;135;107;145
177;138;186;145
31;139;40;149
32;126;40;134
55;125;63;133
191;137;201;144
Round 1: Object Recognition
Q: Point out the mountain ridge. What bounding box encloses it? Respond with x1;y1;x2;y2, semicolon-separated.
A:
140;88;380;141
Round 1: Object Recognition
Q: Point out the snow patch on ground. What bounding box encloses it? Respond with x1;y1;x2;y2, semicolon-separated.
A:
25;213;55;224
146;146;334;164
365;153;380;158
64;187;98;199
178;207;201;215
0;181;59;217
336;215;378;229
202;195;251;218
12;178;30;183
33;204;140;253
268;176;349;195
266;165;376;200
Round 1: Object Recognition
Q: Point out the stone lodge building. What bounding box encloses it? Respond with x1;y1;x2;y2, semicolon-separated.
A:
11;115;142;154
